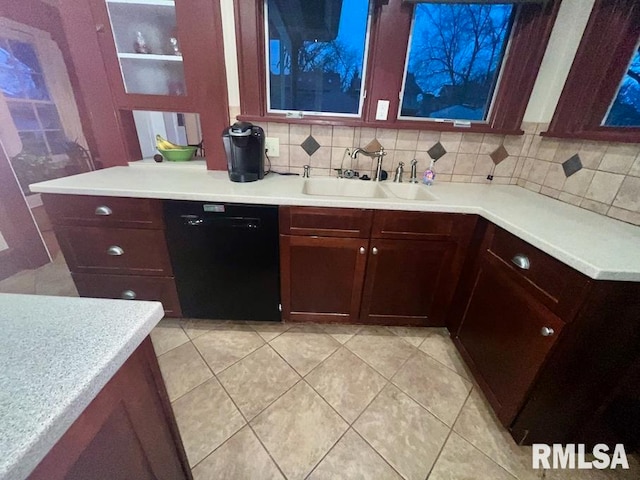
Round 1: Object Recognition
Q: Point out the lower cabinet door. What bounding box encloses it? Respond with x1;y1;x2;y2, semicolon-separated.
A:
359;239;452;326
280;235;368;323
453;253;564;425
73;273;182;317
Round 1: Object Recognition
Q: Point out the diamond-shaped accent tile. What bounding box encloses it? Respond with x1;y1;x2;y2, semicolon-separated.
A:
427;142;446;161
364;138;383;153
562;154;583;178
301;135;320;156
490;145;509;165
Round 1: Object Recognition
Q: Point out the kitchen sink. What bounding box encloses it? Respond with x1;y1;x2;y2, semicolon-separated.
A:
302;178;389;198
384;183;437;201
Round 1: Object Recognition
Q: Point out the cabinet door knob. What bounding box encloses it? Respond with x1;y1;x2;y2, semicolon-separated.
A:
372;247;379;255
95;205;112;216
107;245;124;256
359;246;366;254
511;254;530;270
121;290;137;300
541;326;555;337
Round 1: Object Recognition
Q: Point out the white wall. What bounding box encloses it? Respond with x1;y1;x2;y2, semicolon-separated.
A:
219;0;594;125
523;0;595;123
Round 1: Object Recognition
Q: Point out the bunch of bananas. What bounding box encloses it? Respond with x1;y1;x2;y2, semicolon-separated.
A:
156;134;187;150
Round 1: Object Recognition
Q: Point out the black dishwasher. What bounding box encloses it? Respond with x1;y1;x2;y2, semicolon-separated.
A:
164;201;280;321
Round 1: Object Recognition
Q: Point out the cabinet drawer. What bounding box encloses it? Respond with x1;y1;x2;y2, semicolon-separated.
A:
72;273;181;316
43;194;164;229
372;210;473;240
279;206;372;238
487;226;589;316
57;226;173;276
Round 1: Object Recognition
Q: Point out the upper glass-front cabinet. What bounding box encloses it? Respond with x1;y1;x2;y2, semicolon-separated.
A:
104;0;186;96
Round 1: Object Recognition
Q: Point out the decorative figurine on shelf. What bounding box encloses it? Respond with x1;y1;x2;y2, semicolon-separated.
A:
170;37;181;56
423;159;436;185
134;31;151;54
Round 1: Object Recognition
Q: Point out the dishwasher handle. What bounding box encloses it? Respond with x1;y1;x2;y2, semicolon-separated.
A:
180;214;261;229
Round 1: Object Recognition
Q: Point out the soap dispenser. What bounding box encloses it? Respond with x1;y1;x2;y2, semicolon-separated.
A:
423;159;436;185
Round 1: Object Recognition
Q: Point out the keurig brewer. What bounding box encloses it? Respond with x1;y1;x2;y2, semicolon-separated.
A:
222;122;265;182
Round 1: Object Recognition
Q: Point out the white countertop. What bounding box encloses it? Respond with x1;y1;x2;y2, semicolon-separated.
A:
30;166;640;281
0;294;164;480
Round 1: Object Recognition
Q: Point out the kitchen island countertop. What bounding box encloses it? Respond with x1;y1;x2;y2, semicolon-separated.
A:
0;294;164;480
30;165;640;281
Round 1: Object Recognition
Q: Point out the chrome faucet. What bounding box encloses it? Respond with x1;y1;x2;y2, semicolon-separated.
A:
303;165;310;178
350;147;387;181
393;162;404;183
410;159;418;183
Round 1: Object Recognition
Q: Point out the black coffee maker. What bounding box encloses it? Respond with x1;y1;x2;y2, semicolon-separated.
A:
222;122;265;182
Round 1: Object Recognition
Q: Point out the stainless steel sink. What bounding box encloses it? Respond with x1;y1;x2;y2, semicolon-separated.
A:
384;183;437;201
302;179;389;198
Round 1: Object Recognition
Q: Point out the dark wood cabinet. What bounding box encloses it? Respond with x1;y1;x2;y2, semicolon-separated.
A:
279;207;476;326
28;338;191;480
280;235;368;323
44;194;181;317
454;251;565;425
449;222;640;447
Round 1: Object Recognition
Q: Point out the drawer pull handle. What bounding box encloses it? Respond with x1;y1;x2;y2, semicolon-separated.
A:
541;326;555;337
359;246;365;254
511;254;530;270
372;247;379;255
121;290;137;300
107;245;124;256
95;205;112;216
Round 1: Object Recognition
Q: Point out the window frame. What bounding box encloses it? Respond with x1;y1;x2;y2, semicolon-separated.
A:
545;0;640;143
234;0;560;134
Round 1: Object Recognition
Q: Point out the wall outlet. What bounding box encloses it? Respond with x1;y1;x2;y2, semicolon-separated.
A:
375;100;390;120
265;137;279;157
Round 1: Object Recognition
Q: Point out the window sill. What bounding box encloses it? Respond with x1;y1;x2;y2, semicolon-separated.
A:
541;128;640;144
237;114;524;136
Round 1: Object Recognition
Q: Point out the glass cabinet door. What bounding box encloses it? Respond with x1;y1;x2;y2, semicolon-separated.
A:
104;0;186;96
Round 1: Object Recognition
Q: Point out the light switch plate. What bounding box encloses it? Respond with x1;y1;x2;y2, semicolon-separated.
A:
265;137;279;157
375;100;390;120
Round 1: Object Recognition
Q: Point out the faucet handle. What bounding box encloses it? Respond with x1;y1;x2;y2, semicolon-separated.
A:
303;165;310;178
411;158;417;165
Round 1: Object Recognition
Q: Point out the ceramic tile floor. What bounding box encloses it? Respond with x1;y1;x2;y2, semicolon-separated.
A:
0;253;78;297
151;319;640;480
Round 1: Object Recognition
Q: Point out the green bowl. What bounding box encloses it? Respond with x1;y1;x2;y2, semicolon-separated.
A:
157;146;197;162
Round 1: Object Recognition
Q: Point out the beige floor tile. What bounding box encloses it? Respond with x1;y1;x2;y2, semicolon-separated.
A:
322;324;362;344
269;325;340;376
0;269;36;294
345;326;416;379
192;325;264;373
429;432;516;480
308;429;402;480
150;318;190;356
181;318;248;340
393;351;471;426
251;321;293;342
172;378;245;467
353;384;450;480
217;344;300;420
306;347;387;423
453;389;542;480
157;342;212;401
419;328;472;380
192;426;284;480
386;326;430;347
251;381;348;479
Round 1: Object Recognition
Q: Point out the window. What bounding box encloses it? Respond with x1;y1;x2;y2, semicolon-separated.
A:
546;0;640;142
0;38;67;156
265;0;370;116
235;0;560;133
399;3;515;122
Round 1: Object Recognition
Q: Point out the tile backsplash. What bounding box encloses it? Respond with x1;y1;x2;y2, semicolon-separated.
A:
257;121;640;226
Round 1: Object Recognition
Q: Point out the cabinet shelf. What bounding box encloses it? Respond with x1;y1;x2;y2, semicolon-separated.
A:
117;53;182;62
